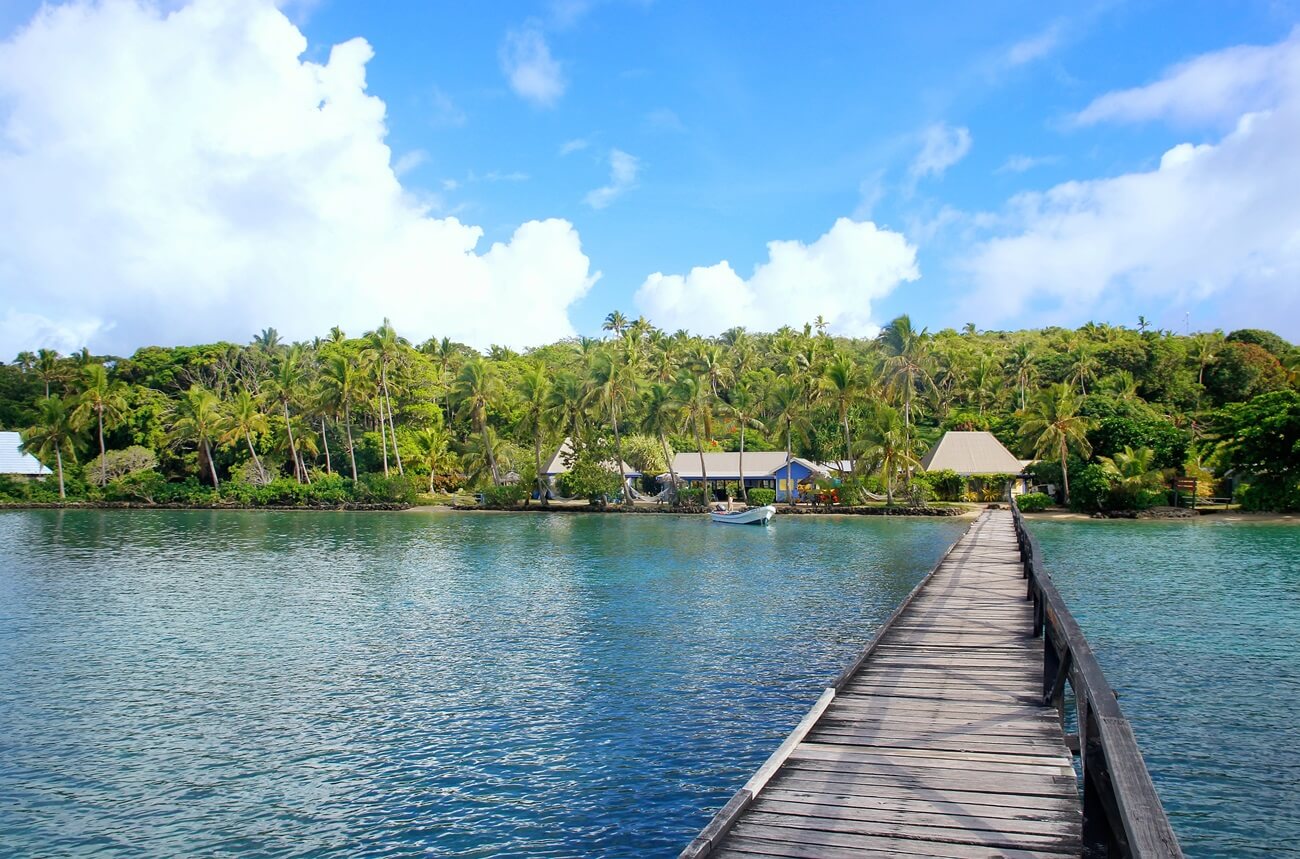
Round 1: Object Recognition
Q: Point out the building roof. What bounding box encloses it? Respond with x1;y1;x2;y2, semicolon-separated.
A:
542;437;640;477
669;451;828;480
820;459;854;474
0;431;52;476
920;431;1027;476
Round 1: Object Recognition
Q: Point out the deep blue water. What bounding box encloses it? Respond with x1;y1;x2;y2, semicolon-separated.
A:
1032;517;1300;858
0;510;965;857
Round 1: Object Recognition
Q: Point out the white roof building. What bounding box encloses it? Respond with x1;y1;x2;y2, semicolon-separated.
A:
542;437;640;477
920;431;1028;475
668;451;827;480
0;431;53;477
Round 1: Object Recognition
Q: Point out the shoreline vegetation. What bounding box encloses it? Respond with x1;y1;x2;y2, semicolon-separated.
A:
4;315;1298;516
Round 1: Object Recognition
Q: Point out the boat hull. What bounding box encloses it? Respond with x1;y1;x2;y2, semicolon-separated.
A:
709;505;776;526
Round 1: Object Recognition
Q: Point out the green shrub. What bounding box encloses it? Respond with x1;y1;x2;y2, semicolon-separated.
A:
1131;487;1168;510
357;472;421;504
1069;464;1112;512
747;487;776;506
482;483;528;508
676;486;705;505
105;471;168;503
927;469;966;501
305;474;353;505
1016;492;1052;512
1238;479;1300;512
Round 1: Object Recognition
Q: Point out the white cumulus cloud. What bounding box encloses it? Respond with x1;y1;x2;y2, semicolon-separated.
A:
963;31;1300;337
910;123;972;180
499;26;565;108
634;218;919;336
0;0;597;354
584;148;639;209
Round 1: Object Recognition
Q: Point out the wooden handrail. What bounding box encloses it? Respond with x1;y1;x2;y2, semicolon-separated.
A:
1008;493;1184;859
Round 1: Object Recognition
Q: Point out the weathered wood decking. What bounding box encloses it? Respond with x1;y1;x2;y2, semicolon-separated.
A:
683;509;1084;858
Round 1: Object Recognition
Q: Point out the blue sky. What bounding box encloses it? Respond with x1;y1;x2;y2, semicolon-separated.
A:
2;0;1299;353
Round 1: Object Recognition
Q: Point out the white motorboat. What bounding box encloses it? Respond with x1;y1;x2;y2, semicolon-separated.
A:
709;504;777;526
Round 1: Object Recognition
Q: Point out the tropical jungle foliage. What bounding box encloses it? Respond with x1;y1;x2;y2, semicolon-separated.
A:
3;317;1297;509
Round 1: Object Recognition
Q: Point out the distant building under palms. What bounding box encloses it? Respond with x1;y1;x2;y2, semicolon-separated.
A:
0;431;53;479
920;431;1034;494
667;451;827;502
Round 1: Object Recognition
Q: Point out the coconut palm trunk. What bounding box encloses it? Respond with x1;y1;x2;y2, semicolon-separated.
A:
694;419;709;503
203;439;220;488
534;433;547;507
611;407;631;506
282;400;300;483
97;408;107;486
658;432;677;501
343;403;358;481
382;367;403;474
320;419;332;474
54;448;65;498
378;399;389;476
481;421;501;485
245;431;266;483
1060;438;1071;506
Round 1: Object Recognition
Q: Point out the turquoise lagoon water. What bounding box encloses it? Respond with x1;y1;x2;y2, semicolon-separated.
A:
1;510;1294;857
0;510;963;857
1033;518;1300;858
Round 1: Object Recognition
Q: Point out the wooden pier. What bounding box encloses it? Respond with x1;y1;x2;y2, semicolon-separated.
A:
681;505;1182;859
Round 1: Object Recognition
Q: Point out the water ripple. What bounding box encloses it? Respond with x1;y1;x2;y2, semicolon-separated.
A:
0;510;962;857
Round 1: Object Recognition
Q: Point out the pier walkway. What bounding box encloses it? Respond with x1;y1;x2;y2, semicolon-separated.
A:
681;507;1181;859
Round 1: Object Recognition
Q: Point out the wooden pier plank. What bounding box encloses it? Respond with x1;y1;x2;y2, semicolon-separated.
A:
691;510;1083;858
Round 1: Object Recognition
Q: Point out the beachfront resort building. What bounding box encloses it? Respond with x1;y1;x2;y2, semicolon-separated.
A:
0;431;51;480
541;437;640;497
920;431;1034;494
667;451;827;501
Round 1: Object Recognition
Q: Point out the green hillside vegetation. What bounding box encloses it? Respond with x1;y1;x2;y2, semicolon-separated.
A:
3;316;1298;511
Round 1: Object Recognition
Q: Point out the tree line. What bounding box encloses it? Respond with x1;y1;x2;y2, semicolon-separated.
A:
3;314;1298;510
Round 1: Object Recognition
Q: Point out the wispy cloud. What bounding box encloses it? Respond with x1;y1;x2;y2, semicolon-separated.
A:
645;107;686;133
997;154;1060;174
500;26;565;108
430;86;466;127
585;149;640;209
559;138;590;156
466;170;531;183
1005;22;1063;67
393;150;428;177
910;123;972;180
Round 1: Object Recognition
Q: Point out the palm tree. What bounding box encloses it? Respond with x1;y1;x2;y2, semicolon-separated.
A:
546;372;590;443
591;351;640;505
1006;342;1037;411
694;344;733;398
821;354;864;465
453;357;503;485
1098;446;1164;496
364;319;405;475
320;353;361;481
516;362;554;506
253;327;282;353
23;397;77;498
602;310;629;337
411;426;456;493
267;347;306;482
14;351;36;373
1020;384;1092;506
722;379;765;504
1104;370;1140;402
170;385;224;487
429;336;459;421
71;364;129;485
1066;344;1100;396
674;372;714;501
34;349;64;398
222;387;270;483
642;382;681;499
878;315;935;468
859;405;917;505
767;377;806;504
